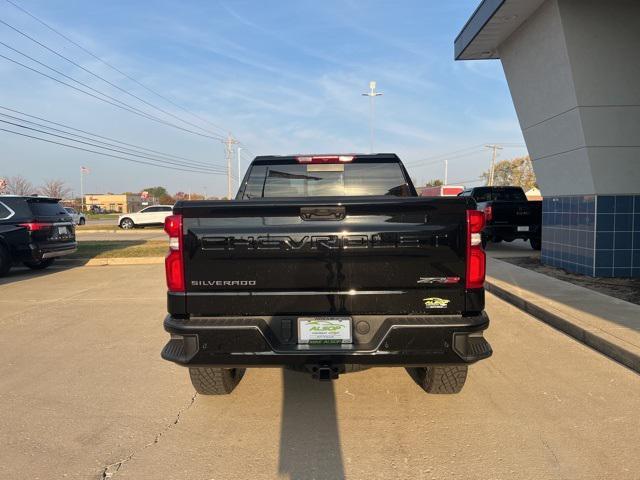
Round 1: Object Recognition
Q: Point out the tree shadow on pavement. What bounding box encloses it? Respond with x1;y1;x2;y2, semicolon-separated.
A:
279;369;345;480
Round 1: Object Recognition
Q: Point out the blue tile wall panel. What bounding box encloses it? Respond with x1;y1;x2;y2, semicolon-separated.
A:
541;194;640;277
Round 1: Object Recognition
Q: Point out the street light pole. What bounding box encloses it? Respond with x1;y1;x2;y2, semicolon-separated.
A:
362;81;383;153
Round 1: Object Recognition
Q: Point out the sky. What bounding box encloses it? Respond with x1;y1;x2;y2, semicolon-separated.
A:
0;0;528;197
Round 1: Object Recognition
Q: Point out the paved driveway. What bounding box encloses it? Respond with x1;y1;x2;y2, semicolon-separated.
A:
0;264;638;479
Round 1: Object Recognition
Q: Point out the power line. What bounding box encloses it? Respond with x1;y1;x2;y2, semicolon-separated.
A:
405;149;485;168
0;119;228;174
448;177;484;185
0;127;226;175
405;144;485;167
0;51;227;142
4;0;231;137
0;17;228;140
405;143;527;168
0;106;222;170
0;114;227;173
0;40;201;135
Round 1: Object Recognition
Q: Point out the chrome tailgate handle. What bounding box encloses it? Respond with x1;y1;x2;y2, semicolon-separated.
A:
300;206;346;221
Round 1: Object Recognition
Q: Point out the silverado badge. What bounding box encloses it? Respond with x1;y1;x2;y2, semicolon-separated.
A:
423;297;450;309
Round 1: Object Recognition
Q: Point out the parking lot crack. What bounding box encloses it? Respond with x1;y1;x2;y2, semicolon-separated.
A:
101;392;197;479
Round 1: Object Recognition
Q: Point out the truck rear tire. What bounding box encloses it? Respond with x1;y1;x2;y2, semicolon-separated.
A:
530;237;541;250
188;367;245;395
406;365;468;394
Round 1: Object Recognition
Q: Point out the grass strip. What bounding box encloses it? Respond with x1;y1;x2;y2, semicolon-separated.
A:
70;240;167;259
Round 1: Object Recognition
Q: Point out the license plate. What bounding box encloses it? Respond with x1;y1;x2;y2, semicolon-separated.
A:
298;317;352;344
58;226;68;235
517;226;530;232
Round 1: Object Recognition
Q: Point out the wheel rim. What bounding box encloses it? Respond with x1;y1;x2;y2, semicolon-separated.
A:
121;219;133;229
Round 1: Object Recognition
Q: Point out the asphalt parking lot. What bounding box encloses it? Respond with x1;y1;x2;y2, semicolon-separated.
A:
1;263;639;479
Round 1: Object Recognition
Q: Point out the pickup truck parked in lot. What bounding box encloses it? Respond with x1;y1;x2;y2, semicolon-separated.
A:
161;154;492;395
0;196;77;276
459;186;542;250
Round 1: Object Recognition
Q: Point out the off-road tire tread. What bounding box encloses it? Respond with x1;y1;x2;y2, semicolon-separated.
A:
188;367;245;395
406;365;468;394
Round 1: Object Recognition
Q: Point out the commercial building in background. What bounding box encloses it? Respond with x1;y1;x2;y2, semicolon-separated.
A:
455;0;640;277
84;193;151;213
419;185;464;197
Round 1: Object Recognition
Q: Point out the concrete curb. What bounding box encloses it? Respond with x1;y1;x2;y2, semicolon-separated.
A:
84;257;165;266
485;280;640;373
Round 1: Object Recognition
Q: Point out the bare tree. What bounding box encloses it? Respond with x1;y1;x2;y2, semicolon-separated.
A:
4;175;36;195
39;179;72;199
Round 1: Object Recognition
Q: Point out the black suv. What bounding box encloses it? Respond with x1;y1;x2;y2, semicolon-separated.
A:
0;196;77;276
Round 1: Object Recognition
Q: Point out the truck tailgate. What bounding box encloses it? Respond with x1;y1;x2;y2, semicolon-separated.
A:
178;197;472;316
491;200;541;226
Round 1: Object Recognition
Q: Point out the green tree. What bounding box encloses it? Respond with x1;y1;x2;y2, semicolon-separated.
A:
143;186;169;198
481;156;537;190
143;186;174;205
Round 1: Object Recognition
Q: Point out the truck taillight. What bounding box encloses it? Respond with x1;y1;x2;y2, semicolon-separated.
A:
484;205;493;222
296;155;355;163
466;210;486;289
164;214;184;292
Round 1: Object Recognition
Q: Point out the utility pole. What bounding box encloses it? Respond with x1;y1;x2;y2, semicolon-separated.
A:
485;144;503;186
444;159;448;185
224;134;238;199
237;147;242;192
362;81;383;153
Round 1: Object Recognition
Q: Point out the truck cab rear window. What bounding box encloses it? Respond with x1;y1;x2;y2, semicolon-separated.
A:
472;187;527;202
242;162;411;198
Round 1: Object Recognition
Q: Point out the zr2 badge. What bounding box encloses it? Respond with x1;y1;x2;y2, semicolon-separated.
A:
423;297;450;309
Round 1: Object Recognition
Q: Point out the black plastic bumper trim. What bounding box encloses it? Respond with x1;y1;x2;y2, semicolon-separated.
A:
162;313;491;367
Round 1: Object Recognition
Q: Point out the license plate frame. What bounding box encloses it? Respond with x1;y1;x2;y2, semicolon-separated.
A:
297;317;352;345
517;225;530;232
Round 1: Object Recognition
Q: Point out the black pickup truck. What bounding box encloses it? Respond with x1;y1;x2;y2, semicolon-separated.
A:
459;186;542;250
161;154;492;394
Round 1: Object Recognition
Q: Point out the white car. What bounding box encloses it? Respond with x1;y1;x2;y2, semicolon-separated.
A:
118;205;173;229
64;207;86;225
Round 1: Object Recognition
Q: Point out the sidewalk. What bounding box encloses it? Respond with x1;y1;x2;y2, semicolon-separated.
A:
486;257;640;373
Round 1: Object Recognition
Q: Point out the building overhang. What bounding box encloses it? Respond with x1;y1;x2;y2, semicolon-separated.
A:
454;0;545;60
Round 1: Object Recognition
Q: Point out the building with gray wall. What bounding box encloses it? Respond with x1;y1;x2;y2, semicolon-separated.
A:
456;0;640;277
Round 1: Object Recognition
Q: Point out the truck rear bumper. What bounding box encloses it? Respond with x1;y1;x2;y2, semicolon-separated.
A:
161;312;492;368
485;225;539;241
